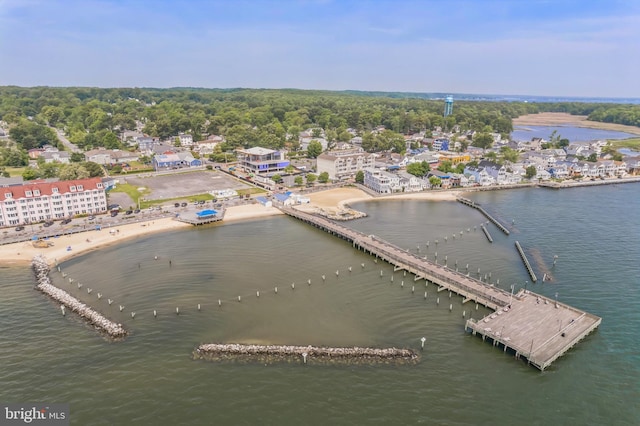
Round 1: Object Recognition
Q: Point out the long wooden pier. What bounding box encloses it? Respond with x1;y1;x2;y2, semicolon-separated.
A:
281;207;601;371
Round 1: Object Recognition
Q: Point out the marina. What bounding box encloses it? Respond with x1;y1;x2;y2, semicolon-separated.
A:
281;206;601;370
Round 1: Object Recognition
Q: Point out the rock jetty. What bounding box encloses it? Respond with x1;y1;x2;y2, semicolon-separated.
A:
31;255;127;339
195;343;418;365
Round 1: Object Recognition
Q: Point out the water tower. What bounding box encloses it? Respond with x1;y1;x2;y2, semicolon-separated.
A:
444;96;454;117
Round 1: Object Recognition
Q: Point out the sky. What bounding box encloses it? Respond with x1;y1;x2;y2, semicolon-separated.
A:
0;0;638;98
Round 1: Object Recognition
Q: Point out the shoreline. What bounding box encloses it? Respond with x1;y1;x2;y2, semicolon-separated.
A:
0;204;283;266
513;112;640;136
1;181;637;267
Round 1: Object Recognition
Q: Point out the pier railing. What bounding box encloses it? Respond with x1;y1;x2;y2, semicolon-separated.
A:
281;207;512;309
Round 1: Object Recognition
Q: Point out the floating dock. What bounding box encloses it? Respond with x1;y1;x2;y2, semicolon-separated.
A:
31;256;127;338
280;207;601;370
195;343;418;365
457;197;510;235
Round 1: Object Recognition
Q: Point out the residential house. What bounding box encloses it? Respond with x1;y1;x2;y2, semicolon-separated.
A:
426;170;452;188
136;136;160;152
40;151;70;164
432;138;449;151
194;135;224;155
153;152;202;169
178;133;194;148
464;166;495;186
397;171;426;192
437;151;471;165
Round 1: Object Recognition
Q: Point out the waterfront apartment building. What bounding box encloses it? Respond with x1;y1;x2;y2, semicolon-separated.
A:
363;168;401;193
235;147;290;176
0;177;107;227
316;149;376;180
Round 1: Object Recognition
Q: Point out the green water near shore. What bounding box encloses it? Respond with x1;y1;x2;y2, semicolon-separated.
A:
1;184;638;425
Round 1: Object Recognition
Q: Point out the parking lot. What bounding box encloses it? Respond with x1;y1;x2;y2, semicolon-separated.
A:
122;170;252;201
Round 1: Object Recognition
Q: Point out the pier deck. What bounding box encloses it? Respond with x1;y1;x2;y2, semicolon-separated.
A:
465;291;601;370
281;207;601;370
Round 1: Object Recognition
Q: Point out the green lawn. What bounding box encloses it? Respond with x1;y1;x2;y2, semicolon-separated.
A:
4;166;26;177
236;188;267;196
108;183;150;205
609;138;640;150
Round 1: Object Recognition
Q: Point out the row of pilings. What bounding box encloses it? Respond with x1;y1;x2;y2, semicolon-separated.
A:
195;343;418;365
514;241;538;282
31;255;127;338
456;197;510;235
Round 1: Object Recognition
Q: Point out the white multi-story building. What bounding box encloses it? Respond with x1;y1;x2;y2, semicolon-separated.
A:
0;177;107;227
363;168;401;193
316;149;376;180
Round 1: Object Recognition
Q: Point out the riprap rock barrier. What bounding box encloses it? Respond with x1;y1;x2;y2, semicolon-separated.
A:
31;255;127;339
195;343;418;365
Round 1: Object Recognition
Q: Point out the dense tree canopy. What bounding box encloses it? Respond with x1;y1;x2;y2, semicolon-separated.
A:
1;87;638;172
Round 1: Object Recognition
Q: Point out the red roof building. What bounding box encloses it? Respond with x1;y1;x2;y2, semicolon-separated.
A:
0;177;107;227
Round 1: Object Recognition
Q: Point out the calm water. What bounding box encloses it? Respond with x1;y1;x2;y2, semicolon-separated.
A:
1;184;639;425
511;125;636;142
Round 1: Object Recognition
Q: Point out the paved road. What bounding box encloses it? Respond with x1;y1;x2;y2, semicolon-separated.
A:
52;127;81;153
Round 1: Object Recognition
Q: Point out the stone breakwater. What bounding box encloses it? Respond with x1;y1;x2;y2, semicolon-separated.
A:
195;343;418;365
31;255;127;338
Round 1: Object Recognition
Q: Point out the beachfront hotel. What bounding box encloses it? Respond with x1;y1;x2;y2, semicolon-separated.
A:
0;177;107;227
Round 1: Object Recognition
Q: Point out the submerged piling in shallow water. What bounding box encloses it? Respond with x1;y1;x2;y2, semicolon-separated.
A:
194;343;419;365
31;255;127;339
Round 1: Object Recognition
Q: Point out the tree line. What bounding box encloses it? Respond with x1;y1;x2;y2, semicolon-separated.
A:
1;86;639;170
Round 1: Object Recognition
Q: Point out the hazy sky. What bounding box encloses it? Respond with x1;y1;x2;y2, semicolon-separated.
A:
1;0;638;97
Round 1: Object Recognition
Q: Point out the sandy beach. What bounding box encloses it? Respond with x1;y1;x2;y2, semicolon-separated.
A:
0;188;459;267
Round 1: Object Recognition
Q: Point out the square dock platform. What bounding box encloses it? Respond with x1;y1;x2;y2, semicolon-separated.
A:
465;290;601;370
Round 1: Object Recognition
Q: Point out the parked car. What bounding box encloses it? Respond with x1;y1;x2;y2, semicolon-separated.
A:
15;226;25;231
110;211;118;217
134;209;140;214
198;200;205;205
88;215;95;220
181;202;187;207
174;203;180;208
61;218;72;225
43;221;53;227
125;210;133;215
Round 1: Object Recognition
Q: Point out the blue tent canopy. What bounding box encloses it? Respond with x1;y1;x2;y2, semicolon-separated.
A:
196;209;217;218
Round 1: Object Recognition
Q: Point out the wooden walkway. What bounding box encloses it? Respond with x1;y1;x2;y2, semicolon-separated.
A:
281;207;601;371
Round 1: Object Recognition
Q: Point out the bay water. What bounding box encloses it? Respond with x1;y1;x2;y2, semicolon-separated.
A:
1;184;638;425
511;125;637;142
